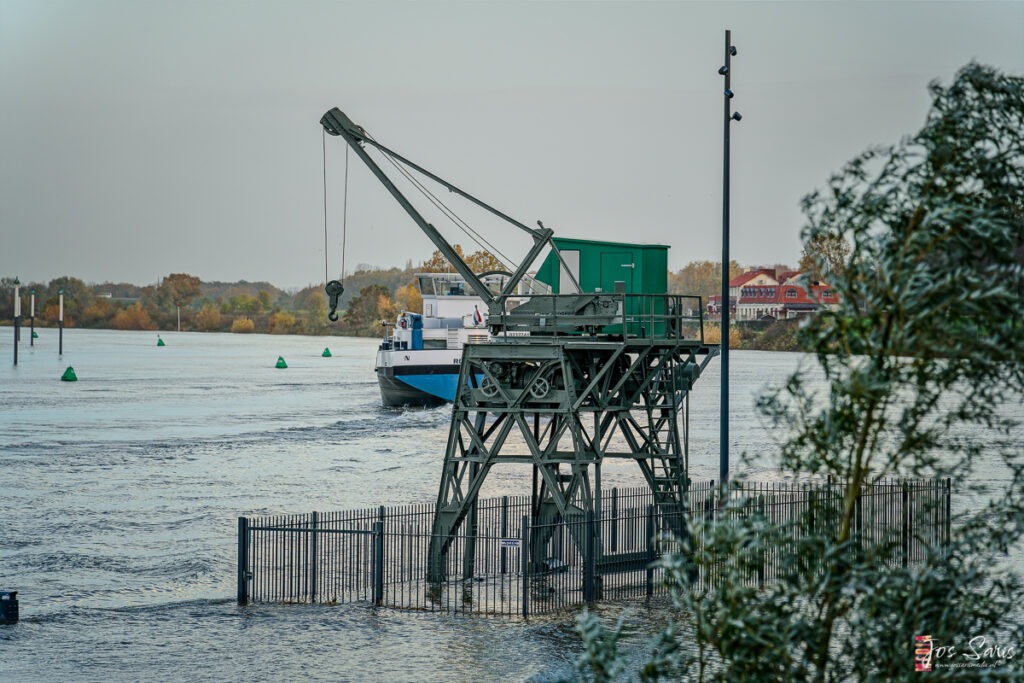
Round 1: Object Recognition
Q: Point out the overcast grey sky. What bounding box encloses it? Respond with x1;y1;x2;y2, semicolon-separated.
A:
2;1;1022;290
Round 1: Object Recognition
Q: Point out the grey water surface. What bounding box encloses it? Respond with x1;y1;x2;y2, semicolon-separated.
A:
1;329;1016;682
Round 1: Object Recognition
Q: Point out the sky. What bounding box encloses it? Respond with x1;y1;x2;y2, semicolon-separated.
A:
2;1;1022;291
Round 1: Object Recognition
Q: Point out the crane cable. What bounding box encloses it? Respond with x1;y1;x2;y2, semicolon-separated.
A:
323;129;347;320
380;150;547;292
366;131;515;272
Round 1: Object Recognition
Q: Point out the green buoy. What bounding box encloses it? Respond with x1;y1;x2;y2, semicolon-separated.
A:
275;356;287;369
32;331;39;339
157;336;166;347
322;348;332;357
61;366;78;382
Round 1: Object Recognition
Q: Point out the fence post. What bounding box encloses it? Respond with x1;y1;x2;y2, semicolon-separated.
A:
309;511;318;604
237;517;250;605
521;515;530;618
646;504;655;598
611;487;619;552
944;478;952;553
855;486;863;552
808;486;816;536
757;496;766;586
372;520;384;606
500;496;509;575
584;511;597;602
901;482;910;568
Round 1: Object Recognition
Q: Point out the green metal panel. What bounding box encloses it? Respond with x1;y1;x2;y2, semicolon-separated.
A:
535;238;668;335
536;237;668;295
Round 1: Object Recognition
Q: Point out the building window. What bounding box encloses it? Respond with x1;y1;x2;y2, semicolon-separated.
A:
786;288;797;299
823;289;833;298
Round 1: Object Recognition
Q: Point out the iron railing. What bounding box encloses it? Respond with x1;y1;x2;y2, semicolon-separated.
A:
493;293;707;342
237;478;951;616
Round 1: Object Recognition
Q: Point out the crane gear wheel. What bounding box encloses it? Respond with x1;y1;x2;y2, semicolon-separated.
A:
479;377;499;398
528;376;551;399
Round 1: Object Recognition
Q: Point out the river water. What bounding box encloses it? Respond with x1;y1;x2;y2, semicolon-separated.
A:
0;329;1018;681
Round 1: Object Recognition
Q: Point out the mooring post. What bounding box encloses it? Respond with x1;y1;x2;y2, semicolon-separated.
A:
237;517;250;605
58;290;64;356
29;290;35;347
521;515;530;618
372;520;384;606
12;278;20;366
309;511;318;604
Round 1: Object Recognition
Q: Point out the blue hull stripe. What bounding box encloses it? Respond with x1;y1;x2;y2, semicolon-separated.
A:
396;373;483;402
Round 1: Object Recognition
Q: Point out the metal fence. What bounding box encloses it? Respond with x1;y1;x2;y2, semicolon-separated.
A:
237;478;950;616
691;478;952;588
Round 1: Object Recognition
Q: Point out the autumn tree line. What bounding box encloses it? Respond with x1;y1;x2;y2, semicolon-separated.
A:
1;240;840;339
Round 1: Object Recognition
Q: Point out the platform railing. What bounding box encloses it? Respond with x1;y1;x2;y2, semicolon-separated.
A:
492;293;707;343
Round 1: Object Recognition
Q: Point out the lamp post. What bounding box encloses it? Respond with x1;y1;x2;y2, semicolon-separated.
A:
719;30;742;489
58;288;65;356
12;277;21;365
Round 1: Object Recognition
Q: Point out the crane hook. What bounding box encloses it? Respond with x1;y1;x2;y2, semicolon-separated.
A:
325;280;345;321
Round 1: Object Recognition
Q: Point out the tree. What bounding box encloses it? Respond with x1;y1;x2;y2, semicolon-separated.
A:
577;63;1024;681
667;260;742;302
420;246;464;272
161;273;201;306
292;285;329;333
293;285;328;319
465;248;506;273
268;311;297;334
230;317;255;333
79;298;116;327
257;290;272;312
227;294;262;315
141;273;202;329
339;284;393;337
42;276;93;325
420;245;504;273
798;233;851;280
394;282;422;314
195;304;223;331
112;303;157;330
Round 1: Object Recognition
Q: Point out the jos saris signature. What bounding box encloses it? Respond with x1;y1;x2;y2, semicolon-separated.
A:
915;634;1016;671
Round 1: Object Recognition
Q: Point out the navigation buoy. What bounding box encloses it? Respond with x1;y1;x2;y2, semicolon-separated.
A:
61;366;78;382
157;336;166;347
31;331;39;339
322;348;332;357
275;356;288;369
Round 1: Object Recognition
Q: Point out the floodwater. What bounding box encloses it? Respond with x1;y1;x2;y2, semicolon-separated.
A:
0;328;1018;681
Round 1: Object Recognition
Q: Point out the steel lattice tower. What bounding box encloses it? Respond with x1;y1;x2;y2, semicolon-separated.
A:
428;332;716;584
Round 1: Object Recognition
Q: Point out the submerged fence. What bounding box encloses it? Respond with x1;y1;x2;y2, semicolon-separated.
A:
237;478;951;616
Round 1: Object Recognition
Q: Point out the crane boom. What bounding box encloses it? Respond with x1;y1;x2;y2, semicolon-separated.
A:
320;107;561;319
